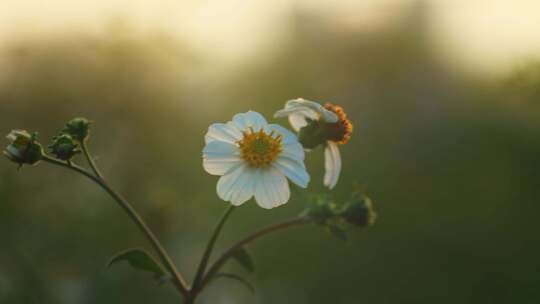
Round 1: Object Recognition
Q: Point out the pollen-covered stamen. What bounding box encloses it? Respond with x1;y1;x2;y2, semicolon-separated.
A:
238;128;283;167
323;102;353;144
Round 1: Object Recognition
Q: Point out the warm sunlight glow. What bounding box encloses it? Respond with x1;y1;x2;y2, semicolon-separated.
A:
430;0;540;74
0;0;539;74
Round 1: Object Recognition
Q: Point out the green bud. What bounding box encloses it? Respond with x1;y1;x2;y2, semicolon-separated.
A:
340;194;377;227
4;130;44;166
304;194;340;224
298;120;327;149
49;134;80;160
63;117;91;142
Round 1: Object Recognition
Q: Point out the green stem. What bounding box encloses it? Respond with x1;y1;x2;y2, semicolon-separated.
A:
192;205;235;291
42;155;190;299
194;216;311;296
81;140;103;179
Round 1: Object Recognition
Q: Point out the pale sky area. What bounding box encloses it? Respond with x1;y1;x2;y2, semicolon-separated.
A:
0;0;539;75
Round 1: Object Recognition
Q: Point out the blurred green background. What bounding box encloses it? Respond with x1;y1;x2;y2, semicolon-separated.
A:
1;1;540;303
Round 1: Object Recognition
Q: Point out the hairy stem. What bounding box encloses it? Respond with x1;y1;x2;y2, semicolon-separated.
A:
192;205;235;291
194;217;311;296
42;155;190;299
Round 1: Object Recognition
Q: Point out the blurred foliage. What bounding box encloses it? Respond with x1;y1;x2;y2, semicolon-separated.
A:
0;4;539;304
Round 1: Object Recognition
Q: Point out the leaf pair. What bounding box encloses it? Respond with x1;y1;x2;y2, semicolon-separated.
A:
107;247;256;293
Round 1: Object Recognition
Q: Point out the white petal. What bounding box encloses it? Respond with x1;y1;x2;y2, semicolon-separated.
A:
273;156;309;188
274;105;318;120
232;111;267;132
254;167;290;209
288;113;309;132
319;108;339;123
205;123;243;144
217;165;255;205
283;98;339;123
289;99;338;123
264;124;305;161
263;124;297;145
324;142;342;189
6;145;21;158
203;141;242;176
280;142;305;162
229;167;257;205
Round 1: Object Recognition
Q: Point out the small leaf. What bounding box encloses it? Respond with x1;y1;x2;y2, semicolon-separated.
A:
231;248;255;272
328;225;348;241
214;273;255;294
108;248;165;276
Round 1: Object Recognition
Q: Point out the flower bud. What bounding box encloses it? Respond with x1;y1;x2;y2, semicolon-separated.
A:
49;134;80;160
304;195;340;224
4;130;44;166
62;117;91;142
340;194;377;227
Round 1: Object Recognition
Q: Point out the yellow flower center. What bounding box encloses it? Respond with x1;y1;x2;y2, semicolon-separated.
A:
238;128;282;167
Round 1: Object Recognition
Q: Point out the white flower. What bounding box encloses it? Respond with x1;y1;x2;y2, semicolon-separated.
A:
274;98;353;190
202;111;310;209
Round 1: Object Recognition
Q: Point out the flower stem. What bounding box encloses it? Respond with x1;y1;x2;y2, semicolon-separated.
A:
81;140;103;179
42;155;190;299
194;216;312;296
192;205;235;291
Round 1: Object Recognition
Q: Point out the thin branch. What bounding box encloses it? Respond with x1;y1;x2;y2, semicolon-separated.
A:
80;140;103;179
195;217;312;295
192;205;235;291
42;155;190;298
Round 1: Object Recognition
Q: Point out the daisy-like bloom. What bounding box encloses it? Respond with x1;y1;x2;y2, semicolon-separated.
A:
203;111;309;209
274;98;353;189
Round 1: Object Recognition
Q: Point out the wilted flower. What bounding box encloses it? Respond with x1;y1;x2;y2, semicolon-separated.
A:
203;111;309;209
49;134;80;160
274;98;353;189
63;117;91;142
4;130;43;166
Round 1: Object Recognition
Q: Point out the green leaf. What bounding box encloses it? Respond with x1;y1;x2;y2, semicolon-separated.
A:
214;273;255;294
108;248;165;276
232;247;255;272
328;224;348;241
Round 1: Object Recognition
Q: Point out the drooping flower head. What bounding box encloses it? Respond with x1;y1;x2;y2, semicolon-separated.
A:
321;103;353;145
274;98;353;189
4;130;44;166
203;111;309;209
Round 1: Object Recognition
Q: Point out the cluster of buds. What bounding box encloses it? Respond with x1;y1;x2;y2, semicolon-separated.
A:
303;191;376;236
4;117;91;166
48;134;80;160
50;117;91;160
61;117;91;142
